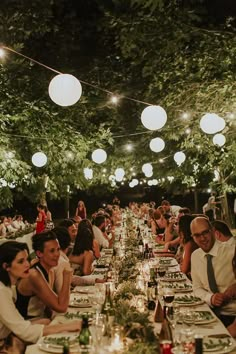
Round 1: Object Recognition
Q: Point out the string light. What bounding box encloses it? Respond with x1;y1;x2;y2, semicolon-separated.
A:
110;95;119;104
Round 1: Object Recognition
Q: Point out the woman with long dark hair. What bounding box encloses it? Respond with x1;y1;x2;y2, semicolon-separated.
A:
69;219;99;275
0;241;81;351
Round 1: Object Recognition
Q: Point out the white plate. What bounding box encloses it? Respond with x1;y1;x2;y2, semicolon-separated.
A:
185;311;216;325
174;296;204;306
69;300;92;308
203;336;235;353
161;273;186;282
38;334;80;353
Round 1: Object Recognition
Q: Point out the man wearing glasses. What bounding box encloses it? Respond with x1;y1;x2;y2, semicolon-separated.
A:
190;217;236;328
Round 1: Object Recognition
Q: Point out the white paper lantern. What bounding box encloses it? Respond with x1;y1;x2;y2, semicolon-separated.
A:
32;152;47;167
200;113;225;134
115;168;125;179
144;170;153;178
91;149;107;164
83;168;93;180
48;74;82;106
147;180;153;186
129;181;135;188
149;137;165;152
213;133;226;147
174;151;186;166
152;179;158;185
142;163;153;174
141;105;167;130
131;178;139;186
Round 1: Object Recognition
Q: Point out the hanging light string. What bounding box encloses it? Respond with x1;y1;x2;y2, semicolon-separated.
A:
2;46;235;119
2;45;153;107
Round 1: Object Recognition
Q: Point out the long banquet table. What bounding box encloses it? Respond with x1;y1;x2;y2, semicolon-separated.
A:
25;219;236;354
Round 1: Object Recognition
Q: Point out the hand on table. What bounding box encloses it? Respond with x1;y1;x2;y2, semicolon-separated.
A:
211;292;225;307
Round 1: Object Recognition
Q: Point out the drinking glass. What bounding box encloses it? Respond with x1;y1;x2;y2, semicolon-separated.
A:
157;266;166;278
162;287;175;306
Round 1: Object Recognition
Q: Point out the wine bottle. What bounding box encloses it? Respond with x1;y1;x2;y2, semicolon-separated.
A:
147;268;157;310
138;237;144;254
159;307;173;343
101;282;114;336
78;314;91;352
143;243;149;259
194;335;203;354
62;343;70;354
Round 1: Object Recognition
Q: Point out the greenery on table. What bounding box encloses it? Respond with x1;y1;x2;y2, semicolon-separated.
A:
6;224;35;240
114;281;144;301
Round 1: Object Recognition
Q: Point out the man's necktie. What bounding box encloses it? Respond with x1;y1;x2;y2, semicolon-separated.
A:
206;254;219;293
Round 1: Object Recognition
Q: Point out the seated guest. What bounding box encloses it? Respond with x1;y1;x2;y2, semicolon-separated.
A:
0;241;81;350
178;214;198;275
92;215;109;249
58;218;78;255
16;231;72;319
12;215;25;230
161;200;181;217
69;219;97;276
224;249;236;337
212;220;235;245
191;217;236;327
0;216;7;237
53;227;103;290
75;200;87;220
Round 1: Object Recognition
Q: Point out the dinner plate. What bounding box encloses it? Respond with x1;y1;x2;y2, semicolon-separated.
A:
161;282;192;293
69;299;92;308
185;311;216;325
174;295;204;306
161;272;186;282
203;336;235;353
38;334;80;353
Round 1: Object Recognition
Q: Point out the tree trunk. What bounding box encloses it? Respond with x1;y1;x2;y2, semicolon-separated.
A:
193;188;199;213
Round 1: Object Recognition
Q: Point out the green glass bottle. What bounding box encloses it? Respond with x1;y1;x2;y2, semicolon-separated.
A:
101;282;114;336
78;314;91;352
62;342;70;354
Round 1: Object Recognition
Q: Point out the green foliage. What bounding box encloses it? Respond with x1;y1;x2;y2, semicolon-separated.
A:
0;0;235;208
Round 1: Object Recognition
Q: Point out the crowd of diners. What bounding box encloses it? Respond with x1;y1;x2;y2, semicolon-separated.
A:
0;198;235;353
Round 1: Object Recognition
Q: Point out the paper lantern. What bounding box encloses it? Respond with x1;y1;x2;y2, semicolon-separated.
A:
200;113;225;134
142;163;153;174
48;74;82;106
141;105;167;130
32;152;47;167
213;133;226;147
115;168;125;179
91;149;107;164
149;137;165;152
83;168;93;180
174;151;186;166
144;170;153;178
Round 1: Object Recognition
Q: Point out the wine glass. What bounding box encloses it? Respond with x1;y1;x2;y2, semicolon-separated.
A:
162;287;175;306
157;266;166;279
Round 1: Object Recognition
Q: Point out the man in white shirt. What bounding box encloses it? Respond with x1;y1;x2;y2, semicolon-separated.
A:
211;220;235;245
161;200;181;217
190;217;236;327
92;215;109;250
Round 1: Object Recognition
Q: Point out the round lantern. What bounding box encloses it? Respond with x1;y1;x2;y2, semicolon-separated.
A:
144;170;153;178
115;168;125;179
32;152;47;167
149;137;165;152
91;149;107;164
142;163;153;174
48;74;82;106
200;113;225;134
141;105;167;130
83;168;93;180
174;151;186;166
213;133;226;147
